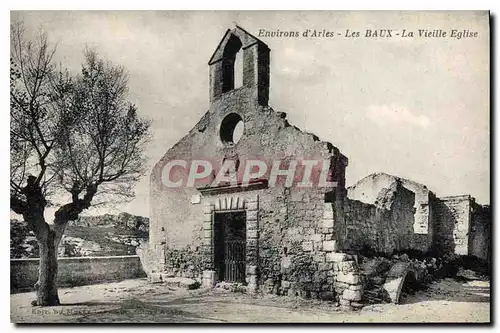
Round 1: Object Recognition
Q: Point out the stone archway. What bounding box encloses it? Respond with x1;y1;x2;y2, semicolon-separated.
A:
201;195;259;293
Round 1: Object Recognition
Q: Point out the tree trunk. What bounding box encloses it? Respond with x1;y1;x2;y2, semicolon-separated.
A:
34;231;60;306
17;177;62;306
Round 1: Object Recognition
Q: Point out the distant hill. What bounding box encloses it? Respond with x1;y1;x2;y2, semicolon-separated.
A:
11;212;149;259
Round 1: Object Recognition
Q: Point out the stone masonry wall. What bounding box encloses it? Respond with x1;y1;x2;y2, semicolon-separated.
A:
343;181;416;254
469;201;490;262
433;195;471;255
343;199;379;252
150;87;346;248
12;255;145;292
148;82;348;291
347;173;433;252
263;202;363;309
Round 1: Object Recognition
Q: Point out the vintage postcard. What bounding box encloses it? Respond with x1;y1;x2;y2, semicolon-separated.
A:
10;10;490;323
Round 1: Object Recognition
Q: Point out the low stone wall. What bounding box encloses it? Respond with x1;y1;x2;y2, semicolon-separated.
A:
261;251;363;309
11;255;146;293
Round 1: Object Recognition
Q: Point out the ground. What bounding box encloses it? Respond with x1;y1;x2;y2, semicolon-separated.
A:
11;277;490;323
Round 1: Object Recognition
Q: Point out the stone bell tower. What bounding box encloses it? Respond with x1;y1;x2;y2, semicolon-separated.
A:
208;25;270;106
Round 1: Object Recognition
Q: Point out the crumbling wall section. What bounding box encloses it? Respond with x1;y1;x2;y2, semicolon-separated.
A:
469;202;491;262
433;195;471;255
343;199;379;252
342;181;416;254
347;173;433;252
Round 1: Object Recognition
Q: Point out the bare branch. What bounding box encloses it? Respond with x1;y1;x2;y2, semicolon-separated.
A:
10;20;60;196
11;22;150;239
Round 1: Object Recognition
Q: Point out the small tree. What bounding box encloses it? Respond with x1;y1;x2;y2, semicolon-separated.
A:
10;22;151;306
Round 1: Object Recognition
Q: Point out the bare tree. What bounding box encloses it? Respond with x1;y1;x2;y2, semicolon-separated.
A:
10;22;151;306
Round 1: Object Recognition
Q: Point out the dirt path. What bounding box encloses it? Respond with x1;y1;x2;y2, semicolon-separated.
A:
11;277;490;323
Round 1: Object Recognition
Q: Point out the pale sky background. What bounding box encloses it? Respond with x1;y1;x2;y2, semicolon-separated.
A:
11;11;490;219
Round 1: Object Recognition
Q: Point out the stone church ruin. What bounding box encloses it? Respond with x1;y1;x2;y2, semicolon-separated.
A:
139;26;491;308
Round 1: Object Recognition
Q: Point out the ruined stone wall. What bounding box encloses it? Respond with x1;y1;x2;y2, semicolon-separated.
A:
343;181;416;254
347;173;434;252
433;195;471;255
382;183;415;252
469;202;490;262
343;199;379;252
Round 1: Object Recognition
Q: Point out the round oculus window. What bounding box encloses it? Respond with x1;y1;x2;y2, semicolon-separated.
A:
220;113;244;144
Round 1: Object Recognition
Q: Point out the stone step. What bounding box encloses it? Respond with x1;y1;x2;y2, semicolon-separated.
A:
162;277;200;290
150;273;200;290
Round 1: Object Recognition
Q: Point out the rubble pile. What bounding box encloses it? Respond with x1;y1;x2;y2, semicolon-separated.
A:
359;253;456;304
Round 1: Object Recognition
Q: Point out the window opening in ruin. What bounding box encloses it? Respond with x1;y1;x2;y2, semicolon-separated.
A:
222;34;243;93
213;211;246;283
232;121;244;143
220;113;244;144
234;49;243;89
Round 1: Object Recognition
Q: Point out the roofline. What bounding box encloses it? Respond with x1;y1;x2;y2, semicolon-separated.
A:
207;25;269;65
348;172;429;191
235;24;268;46
438;194;472;201
207;29;232;65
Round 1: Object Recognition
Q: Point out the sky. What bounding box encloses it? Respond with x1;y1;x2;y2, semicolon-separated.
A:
11;11;490;219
